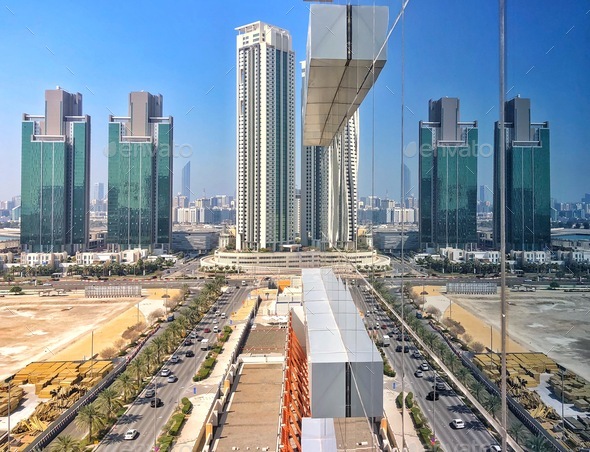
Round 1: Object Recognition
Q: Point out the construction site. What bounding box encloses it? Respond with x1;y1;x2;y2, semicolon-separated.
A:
0;286;177;449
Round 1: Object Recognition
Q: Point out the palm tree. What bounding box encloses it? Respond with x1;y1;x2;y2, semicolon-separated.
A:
50;435;82;452
526;434;551;452
114;372;134;402
508;422;527;445
74;402;104;443
424;332;436;349
127;357;146;388
142;346;156;374
456;367;471;386
483;395;501;420
152;336;167;363
448;354;461;373
96;387;123;420
471;381;488;403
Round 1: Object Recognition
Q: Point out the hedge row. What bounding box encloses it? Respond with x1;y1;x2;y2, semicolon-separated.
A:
181;397;193;415
405;392;414;409
395;392;403;409
169;412;186;436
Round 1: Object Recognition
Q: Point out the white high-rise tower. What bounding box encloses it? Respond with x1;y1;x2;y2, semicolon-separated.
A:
235;21;296;251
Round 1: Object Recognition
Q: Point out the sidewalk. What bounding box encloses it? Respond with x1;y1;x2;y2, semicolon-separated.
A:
383;376;424;451
171;321;248;451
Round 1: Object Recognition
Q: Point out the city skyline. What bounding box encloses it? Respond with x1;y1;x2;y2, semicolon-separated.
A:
1;1;588;204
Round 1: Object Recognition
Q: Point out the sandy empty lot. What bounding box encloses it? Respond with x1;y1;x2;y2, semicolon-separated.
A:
448;289;590;381
0;290;141;380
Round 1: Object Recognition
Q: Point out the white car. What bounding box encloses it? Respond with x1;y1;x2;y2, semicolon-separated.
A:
124;429;138;440
488;446;501;452
451;418;465;429
414;370;424;378
420;362;429;371
160;368;171;377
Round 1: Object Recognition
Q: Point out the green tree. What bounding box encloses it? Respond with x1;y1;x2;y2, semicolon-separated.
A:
152;336;167;363
127;357;146;388
114;372;134;402
96;387;123;420
50;435;82;452
456;367;471;386
483;395;502;420
508;422;527;445
9;286;23;294
74;402;104;442
471;381;488;403
526;434;551;452
142;346;156;375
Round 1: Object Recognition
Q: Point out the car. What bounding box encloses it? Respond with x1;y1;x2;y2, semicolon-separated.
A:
434;375;445;384
167;375;178;383
403;346;410;353
488;446;501;452
426;391;440;401
170;355;180;364
380;324;387;330
203;327;211;333
185;350;195;357
184;339;193;346
396;335;403;341
144;388;155;398
124;429;139;440
451;419;465;429
414;370;423;378
189;331;197;339
421;362;429;371
395;345;403;352
160;368;171;377
436;382;447;391
413;350;421;359
150;398;162;408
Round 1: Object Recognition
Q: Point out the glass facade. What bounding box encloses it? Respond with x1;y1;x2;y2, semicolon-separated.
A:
419;123;478;249
21;117;90;253
107;115;173;251
494;119;550;251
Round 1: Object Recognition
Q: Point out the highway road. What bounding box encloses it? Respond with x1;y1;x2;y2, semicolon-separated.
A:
349;286;500;452
92;286;248;451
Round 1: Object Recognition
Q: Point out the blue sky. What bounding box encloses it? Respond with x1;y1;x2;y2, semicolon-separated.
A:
1;1;588;203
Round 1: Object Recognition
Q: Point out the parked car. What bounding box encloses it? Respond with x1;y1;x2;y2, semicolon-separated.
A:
160;368;171;377
170;355;180;364
414;370;424;378
124;429;139;440
451;418;465;429
413;350;421;359
150;398;163;408
185;350;195;357
420;362;429;371
144;389;155;398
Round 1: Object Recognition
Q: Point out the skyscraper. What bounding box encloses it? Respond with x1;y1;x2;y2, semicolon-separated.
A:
94;182;105;201
181;161;191;200
107;92;173;252
419;98;478;250
235;21;296;251
300;56;359;250
21;87;90;253
494;97;550;251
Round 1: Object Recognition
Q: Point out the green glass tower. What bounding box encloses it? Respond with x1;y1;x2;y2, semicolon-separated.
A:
107;92;173;252
419;98;478;250
494;97;550;251
21;88;90;253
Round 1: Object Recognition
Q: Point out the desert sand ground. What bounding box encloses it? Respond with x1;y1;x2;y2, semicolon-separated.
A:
0;288;180;380
447;289;590;381
413;285;527;353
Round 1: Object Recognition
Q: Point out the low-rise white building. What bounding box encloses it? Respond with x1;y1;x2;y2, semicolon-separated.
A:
20;252;68;268
76;252;122;266
510;250;551;265
465;250;501;264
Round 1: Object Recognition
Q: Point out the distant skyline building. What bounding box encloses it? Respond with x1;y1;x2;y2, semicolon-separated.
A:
494;96;550;251
403;163;411;201
181;161;191;200
21;87;90;253
235;21;296;251
94;182;105;201
419;97;478;250
107;91;173;252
